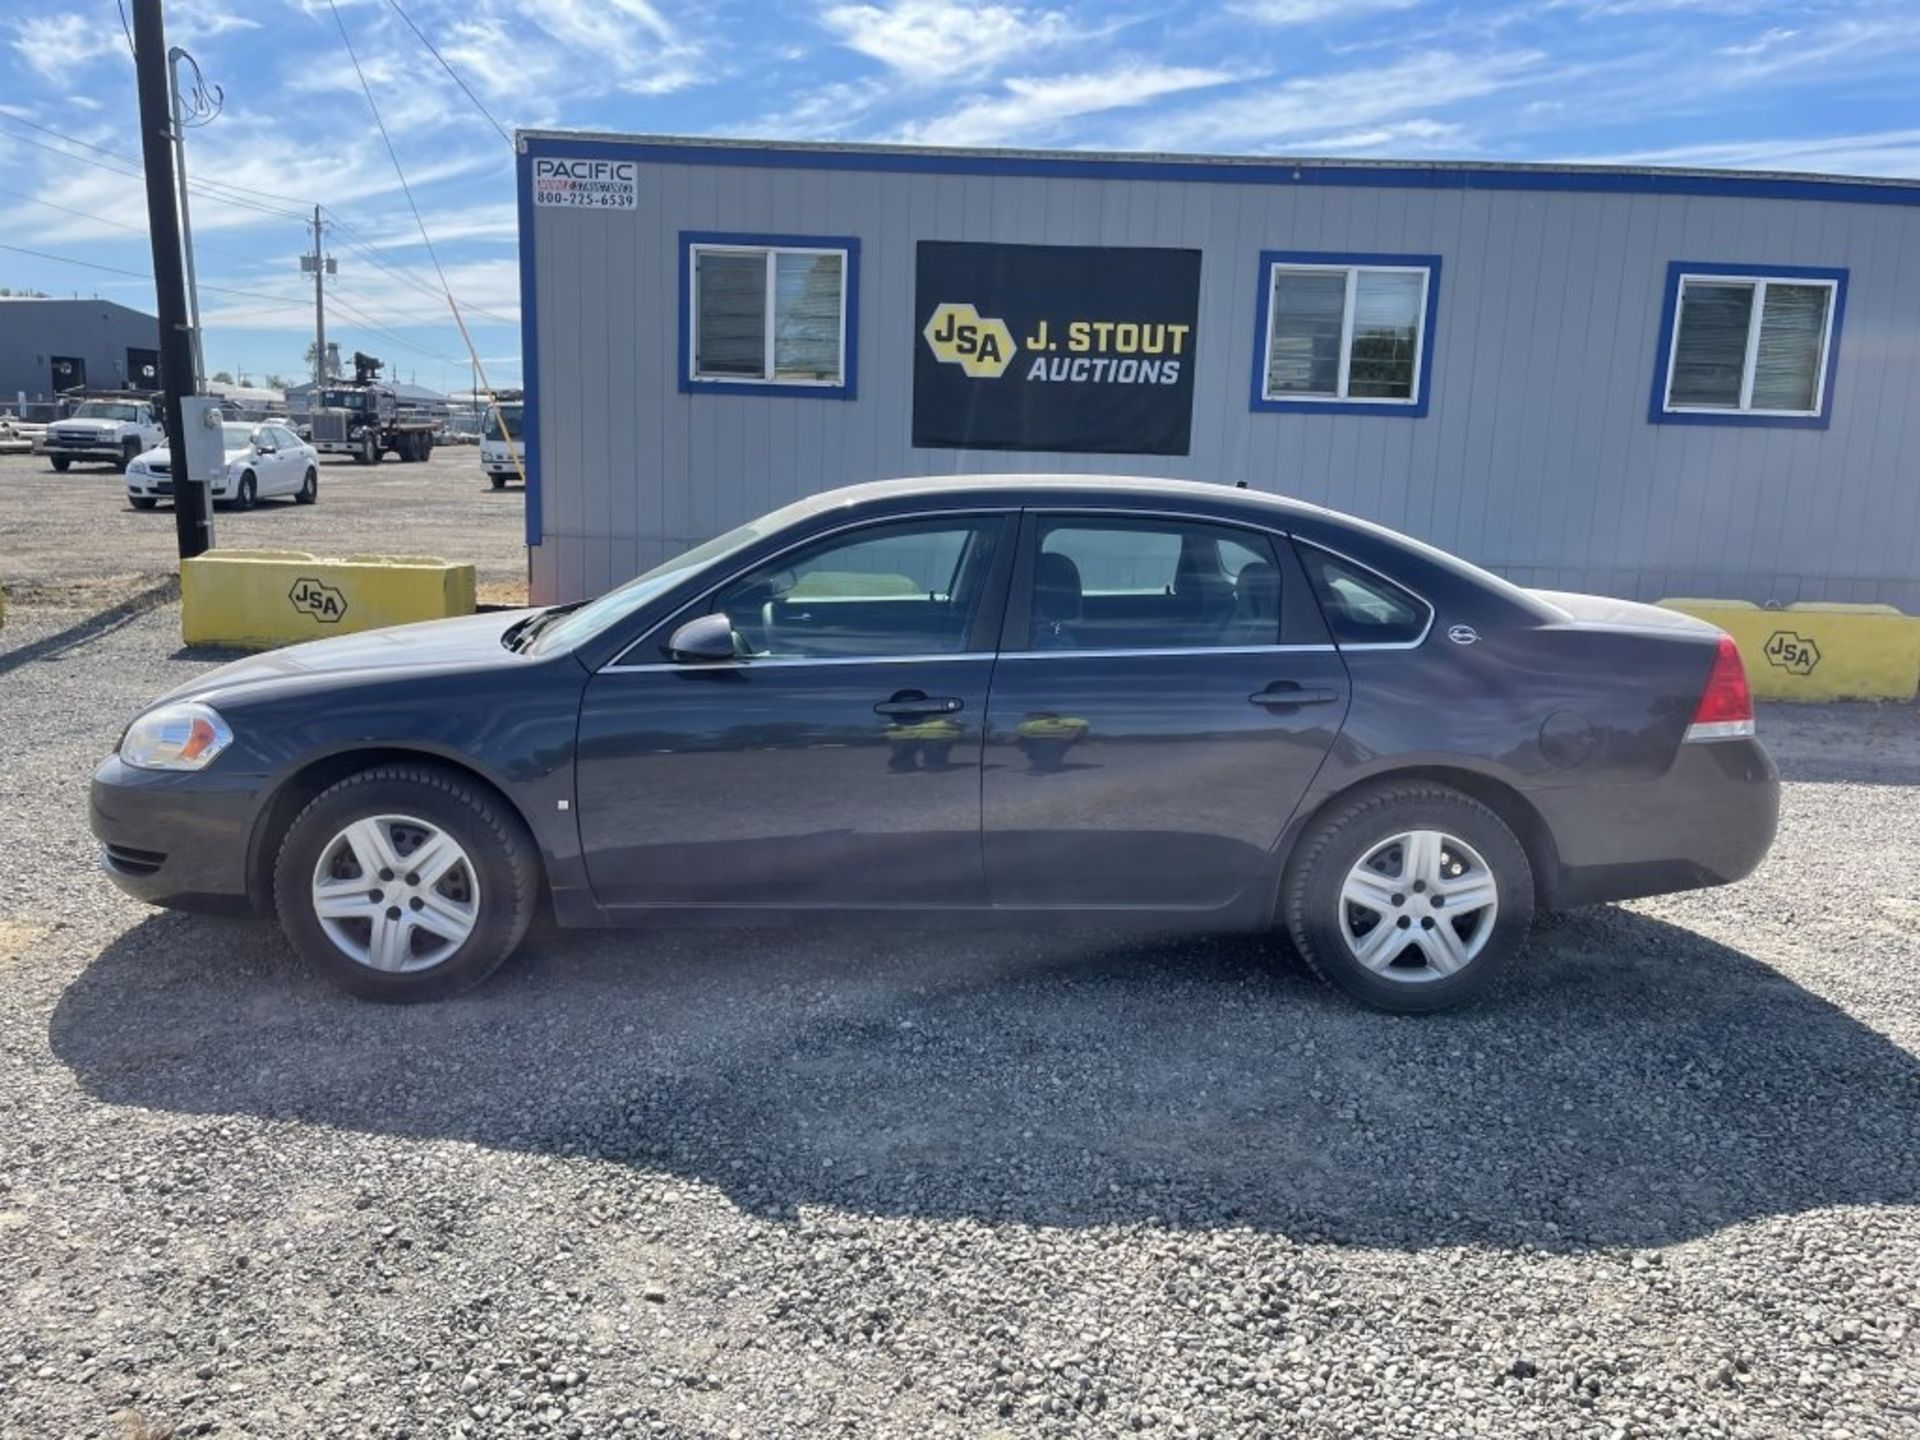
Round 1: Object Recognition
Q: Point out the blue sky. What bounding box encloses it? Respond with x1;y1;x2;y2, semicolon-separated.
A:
2;0;1916;390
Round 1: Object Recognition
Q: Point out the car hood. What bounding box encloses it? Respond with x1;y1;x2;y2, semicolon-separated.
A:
163;608;541;705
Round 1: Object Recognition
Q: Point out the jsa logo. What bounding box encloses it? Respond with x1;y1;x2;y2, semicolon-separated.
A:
289;577;348;624
923;303;1018;379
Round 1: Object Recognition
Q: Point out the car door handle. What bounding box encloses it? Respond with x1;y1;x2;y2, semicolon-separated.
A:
874;693;965;717
1249;683;1342;708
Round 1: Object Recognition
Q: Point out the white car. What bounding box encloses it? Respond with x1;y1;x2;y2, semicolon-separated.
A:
125;422;319;511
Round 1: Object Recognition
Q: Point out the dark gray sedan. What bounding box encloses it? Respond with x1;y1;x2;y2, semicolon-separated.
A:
91;476;1777;1012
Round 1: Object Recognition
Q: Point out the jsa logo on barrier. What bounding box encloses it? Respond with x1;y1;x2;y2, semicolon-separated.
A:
289;577;348;624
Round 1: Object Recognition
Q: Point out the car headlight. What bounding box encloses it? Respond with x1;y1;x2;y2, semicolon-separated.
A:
120;702;233;771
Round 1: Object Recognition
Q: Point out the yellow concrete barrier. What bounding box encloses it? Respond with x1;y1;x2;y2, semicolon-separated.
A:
1659;598;1920;702
181;549;476;650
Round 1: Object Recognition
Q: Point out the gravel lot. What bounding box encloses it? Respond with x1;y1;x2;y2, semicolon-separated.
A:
0;447;530;603
1;579;1917;1439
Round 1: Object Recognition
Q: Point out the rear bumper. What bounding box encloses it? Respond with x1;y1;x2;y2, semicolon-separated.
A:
89;757;261;915
1535;736;1780;907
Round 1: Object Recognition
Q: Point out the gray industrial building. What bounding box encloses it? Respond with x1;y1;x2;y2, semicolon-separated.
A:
0;296;162;405
515;132;1920;610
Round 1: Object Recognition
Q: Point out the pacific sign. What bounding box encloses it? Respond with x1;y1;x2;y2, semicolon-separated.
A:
532;157;638;210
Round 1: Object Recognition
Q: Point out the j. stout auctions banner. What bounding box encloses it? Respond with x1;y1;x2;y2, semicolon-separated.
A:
913;241;1202;455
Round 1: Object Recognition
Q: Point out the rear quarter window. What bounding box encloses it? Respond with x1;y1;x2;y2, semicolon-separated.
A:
1297;543;1432;646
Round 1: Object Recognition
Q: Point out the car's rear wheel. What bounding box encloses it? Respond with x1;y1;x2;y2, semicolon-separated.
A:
129;496;158;510
272;765;538;1001
1283;782;1533;1013
296;467;317;504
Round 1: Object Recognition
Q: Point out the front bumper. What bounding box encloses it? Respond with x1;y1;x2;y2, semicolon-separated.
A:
1535;736;1781;907
47;443;124;461
90;756;261;915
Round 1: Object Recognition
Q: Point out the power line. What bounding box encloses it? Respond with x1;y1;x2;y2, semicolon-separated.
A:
0;123;310;222
0;241;151;280
0;185;299;269
385;0;512;146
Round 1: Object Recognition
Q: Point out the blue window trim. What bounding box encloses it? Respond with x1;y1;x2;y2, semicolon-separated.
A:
1249;251;1441;417
513;144;542;549
678;231;860;401
1648;261;1848;430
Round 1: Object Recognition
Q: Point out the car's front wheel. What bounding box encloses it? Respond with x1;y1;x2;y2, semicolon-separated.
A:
129;496;158;510
49;456;70;472
1283;782;1533;1013
296;467;317;504
116;439;140;472
272;765;539;1001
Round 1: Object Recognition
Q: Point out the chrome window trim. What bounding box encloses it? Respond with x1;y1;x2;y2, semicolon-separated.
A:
999;644;1337;661
1291;537;1436;651
604;651;995;674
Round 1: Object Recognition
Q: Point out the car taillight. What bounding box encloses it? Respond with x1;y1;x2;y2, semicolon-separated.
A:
1686;633;1755;741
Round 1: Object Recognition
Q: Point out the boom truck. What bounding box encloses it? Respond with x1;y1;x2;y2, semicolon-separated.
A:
307;352;437;465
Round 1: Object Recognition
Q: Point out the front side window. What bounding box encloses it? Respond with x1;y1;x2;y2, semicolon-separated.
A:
1255;252;1438;414
686;234;858;397
709;517;1002;661
1026;518;1283;652
1656;264;1844;424
1296;544;1431;647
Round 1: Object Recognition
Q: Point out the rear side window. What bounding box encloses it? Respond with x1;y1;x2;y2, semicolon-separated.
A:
1297;544;1431;646
1029;518;1284;651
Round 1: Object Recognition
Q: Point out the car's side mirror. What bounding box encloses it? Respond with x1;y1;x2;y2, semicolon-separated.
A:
256;441;277;454
665;612;737;663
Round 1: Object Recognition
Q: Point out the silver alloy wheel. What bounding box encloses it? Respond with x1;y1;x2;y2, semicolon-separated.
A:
310;813;481;973
1337;829;1499;983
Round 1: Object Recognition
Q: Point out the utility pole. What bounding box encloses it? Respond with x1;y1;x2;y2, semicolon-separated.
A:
167;46;220;390
132;0;211;559
302;206;335;396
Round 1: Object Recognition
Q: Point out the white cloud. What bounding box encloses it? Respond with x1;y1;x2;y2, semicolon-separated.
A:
1716;26;1798;57
896;63;1247;147
820;0;1077;82
1288;117;1469;154
1131;48;1542;152
9;12;127;82
1234;0;1419;24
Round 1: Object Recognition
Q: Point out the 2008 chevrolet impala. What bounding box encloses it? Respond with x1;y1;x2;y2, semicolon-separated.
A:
91;476;1778;1012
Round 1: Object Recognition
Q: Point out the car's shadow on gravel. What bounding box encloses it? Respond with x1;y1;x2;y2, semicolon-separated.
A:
49;906;1919;1252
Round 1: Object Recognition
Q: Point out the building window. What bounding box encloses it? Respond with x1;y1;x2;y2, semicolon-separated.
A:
1251;251;1439;416
1651;262;1846;428
681;233;859;399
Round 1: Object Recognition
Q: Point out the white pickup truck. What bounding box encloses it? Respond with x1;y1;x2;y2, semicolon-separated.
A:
42;397;168;473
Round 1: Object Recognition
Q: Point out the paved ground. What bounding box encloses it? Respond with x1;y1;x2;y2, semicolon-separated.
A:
0;573;1916;1436
0;447;530;604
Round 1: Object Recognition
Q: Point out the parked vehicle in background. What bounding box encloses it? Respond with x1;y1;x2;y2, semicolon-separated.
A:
90;474;1779;1013
125;421;318;511
42;395;166;472
307;352;437;465
480;393;524;489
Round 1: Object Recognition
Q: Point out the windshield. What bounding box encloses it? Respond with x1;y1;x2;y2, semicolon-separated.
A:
73;402;139;421
526;507;808;656
482;405;523;442
222;423;256;448
320;390;369;409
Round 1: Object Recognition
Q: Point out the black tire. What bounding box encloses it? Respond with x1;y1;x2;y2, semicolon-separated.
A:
490;473;508;490
296;467;317;504
115;438;140;473
129;496;158;510
236;472;257;511
1282;781;1534;1014
272;764;539;1002
355;434;379;465
49;456;70;472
